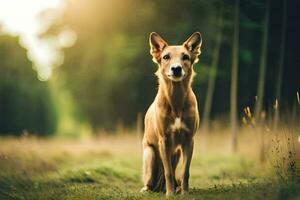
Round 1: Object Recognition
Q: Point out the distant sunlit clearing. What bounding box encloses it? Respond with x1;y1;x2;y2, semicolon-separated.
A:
0;0;77;81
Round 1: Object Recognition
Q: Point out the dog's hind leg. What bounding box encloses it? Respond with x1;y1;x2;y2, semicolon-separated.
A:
140;145;156;192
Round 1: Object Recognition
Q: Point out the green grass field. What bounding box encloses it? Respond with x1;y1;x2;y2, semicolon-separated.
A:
0;130;299;200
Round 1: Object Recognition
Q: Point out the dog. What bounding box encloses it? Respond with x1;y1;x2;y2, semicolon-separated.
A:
140;32;202;195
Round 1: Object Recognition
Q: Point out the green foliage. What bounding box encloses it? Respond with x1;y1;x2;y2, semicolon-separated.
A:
0;0;297;133
240;48;253;64
48;0;221;130
0;35;57;135
36;0;300;130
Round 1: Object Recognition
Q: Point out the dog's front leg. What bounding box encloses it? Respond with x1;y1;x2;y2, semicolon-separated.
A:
158;135;175;195
181;138;194;194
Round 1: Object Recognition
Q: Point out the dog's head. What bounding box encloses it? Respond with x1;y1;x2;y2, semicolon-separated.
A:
149;32;202;82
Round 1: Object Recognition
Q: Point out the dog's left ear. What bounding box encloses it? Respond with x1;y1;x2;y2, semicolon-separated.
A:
183;32;202;63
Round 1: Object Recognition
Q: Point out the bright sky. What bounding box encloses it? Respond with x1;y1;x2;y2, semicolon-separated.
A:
0;0;77;81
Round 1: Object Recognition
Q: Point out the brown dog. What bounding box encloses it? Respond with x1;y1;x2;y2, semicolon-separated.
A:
140;32;202;195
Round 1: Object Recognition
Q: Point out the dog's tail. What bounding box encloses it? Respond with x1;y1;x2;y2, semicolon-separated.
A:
152;149;181;193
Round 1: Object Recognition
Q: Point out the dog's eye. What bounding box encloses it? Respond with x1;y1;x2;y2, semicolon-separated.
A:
182;54;190;61
163;54;170;60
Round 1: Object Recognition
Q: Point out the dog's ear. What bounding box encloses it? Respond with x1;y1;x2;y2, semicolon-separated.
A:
149;32;168;63
183;32;202;63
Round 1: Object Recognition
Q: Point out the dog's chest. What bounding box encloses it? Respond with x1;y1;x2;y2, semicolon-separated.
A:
169;117;189;133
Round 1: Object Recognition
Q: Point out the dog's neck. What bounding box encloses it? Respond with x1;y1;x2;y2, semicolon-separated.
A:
156;69;194;117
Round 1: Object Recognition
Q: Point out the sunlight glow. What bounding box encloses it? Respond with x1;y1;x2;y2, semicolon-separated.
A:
0;0;76;81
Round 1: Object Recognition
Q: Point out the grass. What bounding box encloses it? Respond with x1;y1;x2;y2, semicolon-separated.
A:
0;129;299;200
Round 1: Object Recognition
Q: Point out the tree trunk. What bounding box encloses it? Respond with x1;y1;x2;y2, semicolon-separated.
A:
202;5;224;133
273;0;287;130
255;0;270;122
230;0;240;153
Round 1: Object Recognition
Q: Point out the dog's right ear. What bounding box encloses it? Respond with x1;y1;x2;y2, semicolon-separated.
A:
149;32;168;63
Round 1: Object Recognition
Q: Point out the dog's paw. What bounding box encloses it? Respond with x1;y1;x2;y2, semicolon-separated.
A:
166;191;175;197
140;186;151;193
175;186;182;194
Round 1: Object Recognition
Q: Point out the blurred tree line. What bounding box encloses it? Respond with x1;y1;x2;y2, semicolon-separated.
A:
0;0;299;135
47;0;223;130
0;35;57;135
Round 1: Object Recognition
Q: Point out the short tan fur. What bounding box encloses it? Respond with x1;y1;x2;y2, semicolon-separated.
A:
141;32;202;195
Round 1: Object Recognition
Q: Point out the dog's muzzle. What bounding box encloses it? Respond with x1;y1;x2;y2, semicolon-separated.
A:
167;65;185;81
171;66;182;77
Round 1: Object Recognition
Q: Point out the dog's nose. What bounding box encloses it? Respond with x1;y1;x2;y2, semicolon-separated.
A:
171;66;182;77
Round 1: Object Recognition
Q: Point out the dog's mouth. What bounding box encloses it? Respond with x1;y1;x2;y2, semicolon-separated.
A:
167;73;185;82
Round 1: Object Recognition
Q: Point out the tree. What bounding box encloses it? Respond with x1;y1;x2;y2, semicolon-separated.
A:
230;0;240;153
202;4;224;132
0;35;57;135
273;0;287;130
254;0;270;122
